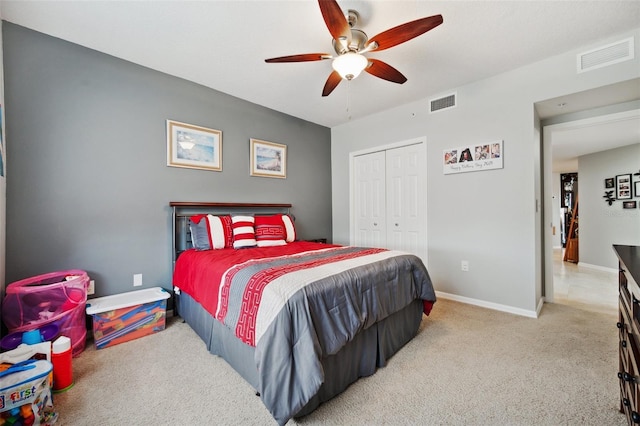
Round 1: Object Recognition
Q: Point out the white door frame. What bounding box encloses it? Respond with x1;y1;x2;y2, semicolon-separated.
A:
541;109;640;302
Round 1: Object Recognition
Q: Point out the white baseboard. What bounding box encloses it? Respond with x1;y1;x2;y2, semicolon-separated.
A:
577;262;618;274
536;297;545;317
436;291;539;318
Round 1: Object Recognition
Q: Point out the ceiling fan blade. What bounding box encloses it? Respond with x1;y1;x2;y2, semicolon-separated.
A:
322;70;343;97
365;59;407;84
367;15;443;52
318;0;351;46
265;53;332;63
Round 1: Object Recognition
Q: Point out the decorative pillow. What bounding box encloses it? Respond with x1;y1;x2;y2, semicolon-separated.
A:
255;215;287;247
232;215;257;249
218;215;234;248
210;216;226;249
189;215;211;250
189;214;233;250
281;214;296;242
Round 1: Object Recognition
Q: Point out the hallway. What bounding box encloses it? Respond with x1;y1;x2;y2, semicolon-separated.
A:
552;248;618;315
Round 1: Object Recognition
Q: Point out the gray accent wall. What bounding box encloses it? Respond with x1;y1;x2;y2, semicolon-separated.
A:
578;143;640;270
2;23;331;298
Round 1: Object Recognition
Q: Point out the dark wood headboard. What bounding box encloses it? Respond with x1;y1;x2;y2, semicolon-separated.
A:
170;202;293;267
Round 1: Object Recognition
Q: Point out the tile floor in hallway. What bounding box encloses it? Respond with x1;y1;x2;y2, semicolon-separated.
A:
552;248;619;315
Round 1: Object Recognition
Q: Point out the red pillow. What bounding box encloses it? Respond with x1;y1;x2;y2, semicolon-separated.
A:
255;215;287;247
219;215;234;248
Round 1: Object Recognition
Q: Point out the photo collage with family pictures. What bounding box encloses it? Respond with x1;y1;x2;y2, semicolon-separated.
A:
604;171;640;209
443;140;503;175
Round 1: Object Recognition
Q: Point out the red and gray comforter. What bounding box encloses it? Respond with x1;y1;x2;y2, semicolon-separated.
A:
173;242;436;425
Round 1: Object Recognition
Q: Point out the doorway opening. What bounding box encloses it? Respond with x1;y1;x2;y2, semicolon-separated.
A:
538;80;640;316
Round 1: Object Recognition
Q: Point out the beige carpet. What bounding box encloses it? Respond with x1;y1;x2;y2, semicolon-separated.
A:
52;299;625;425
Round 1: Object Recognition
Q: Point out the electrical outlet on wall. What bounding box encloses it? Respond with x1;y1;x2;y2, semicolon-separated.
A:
88;280;95;295
133;274;143;287
461;260;469;272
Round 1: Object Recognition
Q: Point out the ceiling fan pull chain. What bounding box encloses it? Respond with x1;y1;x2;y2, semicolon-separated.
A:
347;80;352;120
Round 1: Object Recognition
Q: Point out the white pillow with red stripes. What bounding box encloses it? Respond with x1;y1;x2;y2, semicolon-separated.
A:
232;215;257;249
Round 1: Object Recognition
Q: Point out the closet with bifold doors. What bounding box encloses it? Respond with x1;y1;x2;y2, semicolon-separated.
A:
352;140;427;263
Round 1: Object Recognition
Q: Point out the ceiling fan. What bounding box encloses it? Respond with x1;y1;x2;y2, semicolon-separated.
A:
265;0;443;97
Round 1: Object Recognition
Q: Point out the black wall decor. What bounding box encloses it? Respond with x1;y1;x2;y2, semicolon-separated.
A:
603;190;615;206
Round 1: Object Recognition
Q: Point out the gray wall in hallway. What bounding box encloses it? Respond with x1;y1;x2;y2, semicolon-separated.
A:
579;143;640;269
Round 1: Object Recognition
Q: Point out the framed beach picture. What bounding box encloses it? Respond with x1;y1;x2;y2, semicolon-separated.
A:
250;138;287;179
167;120;222;171
615;173;632;200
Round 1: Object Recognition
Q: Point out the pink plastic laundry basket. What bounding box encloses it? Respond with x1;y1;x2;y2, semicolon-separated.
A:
2;270;89;356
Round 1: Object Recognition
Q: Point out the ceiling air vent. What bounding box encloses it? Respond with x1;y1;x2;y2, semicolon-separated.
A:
429;92;456;113
577;37;634;73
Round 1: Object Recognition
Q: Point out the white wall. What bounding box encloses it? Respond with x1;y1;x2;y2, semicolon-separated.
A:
579;143;640;270
332;28;640;315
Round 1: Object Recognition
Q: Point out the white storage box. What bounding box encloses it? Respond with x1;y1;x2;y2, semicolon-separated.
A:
85;287;170;349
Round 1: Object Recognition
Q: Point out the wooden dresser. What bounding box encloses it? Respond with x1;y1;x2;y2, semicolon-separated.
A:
615;245;640;423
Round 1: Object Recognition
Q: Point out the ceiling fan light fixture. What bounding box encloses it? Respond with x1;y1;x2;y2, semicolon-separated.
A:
264;1;444;97
332;52;368;80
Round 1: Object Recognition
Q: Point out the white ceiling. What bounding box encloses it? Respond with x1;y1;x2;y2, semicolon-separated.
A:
545;106;640;172
1;1;639;172
536;78;640;172
1;0;639;129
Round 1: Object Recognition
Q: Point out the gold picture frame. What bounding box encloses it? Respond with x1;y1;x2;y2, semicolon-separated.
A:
250;138;287;179
167;120;222;171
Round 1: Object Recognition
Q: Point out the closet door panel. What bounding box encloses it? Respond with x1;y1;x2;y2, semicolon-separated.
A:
354;151;386;248
386;144;425;255
353;142;426;263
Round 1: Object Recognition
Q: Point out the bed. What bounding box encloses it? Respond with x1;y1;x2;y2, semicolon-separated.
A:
170;202;436;425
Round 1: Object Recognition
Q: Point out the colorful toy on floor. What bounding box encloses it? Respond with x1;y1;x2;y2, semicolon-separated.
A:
0;360;57;426
51;337;73;393
1;324;59;352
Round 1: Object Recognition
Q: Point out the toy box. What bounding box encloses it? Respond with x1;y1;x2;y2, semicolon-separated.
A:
0;359;56;425
85;287;170;349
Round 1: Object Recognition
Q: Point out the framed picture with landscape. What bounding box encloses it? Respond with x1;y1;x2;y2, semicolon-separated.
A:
250;138;287;179
166;120;222;171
